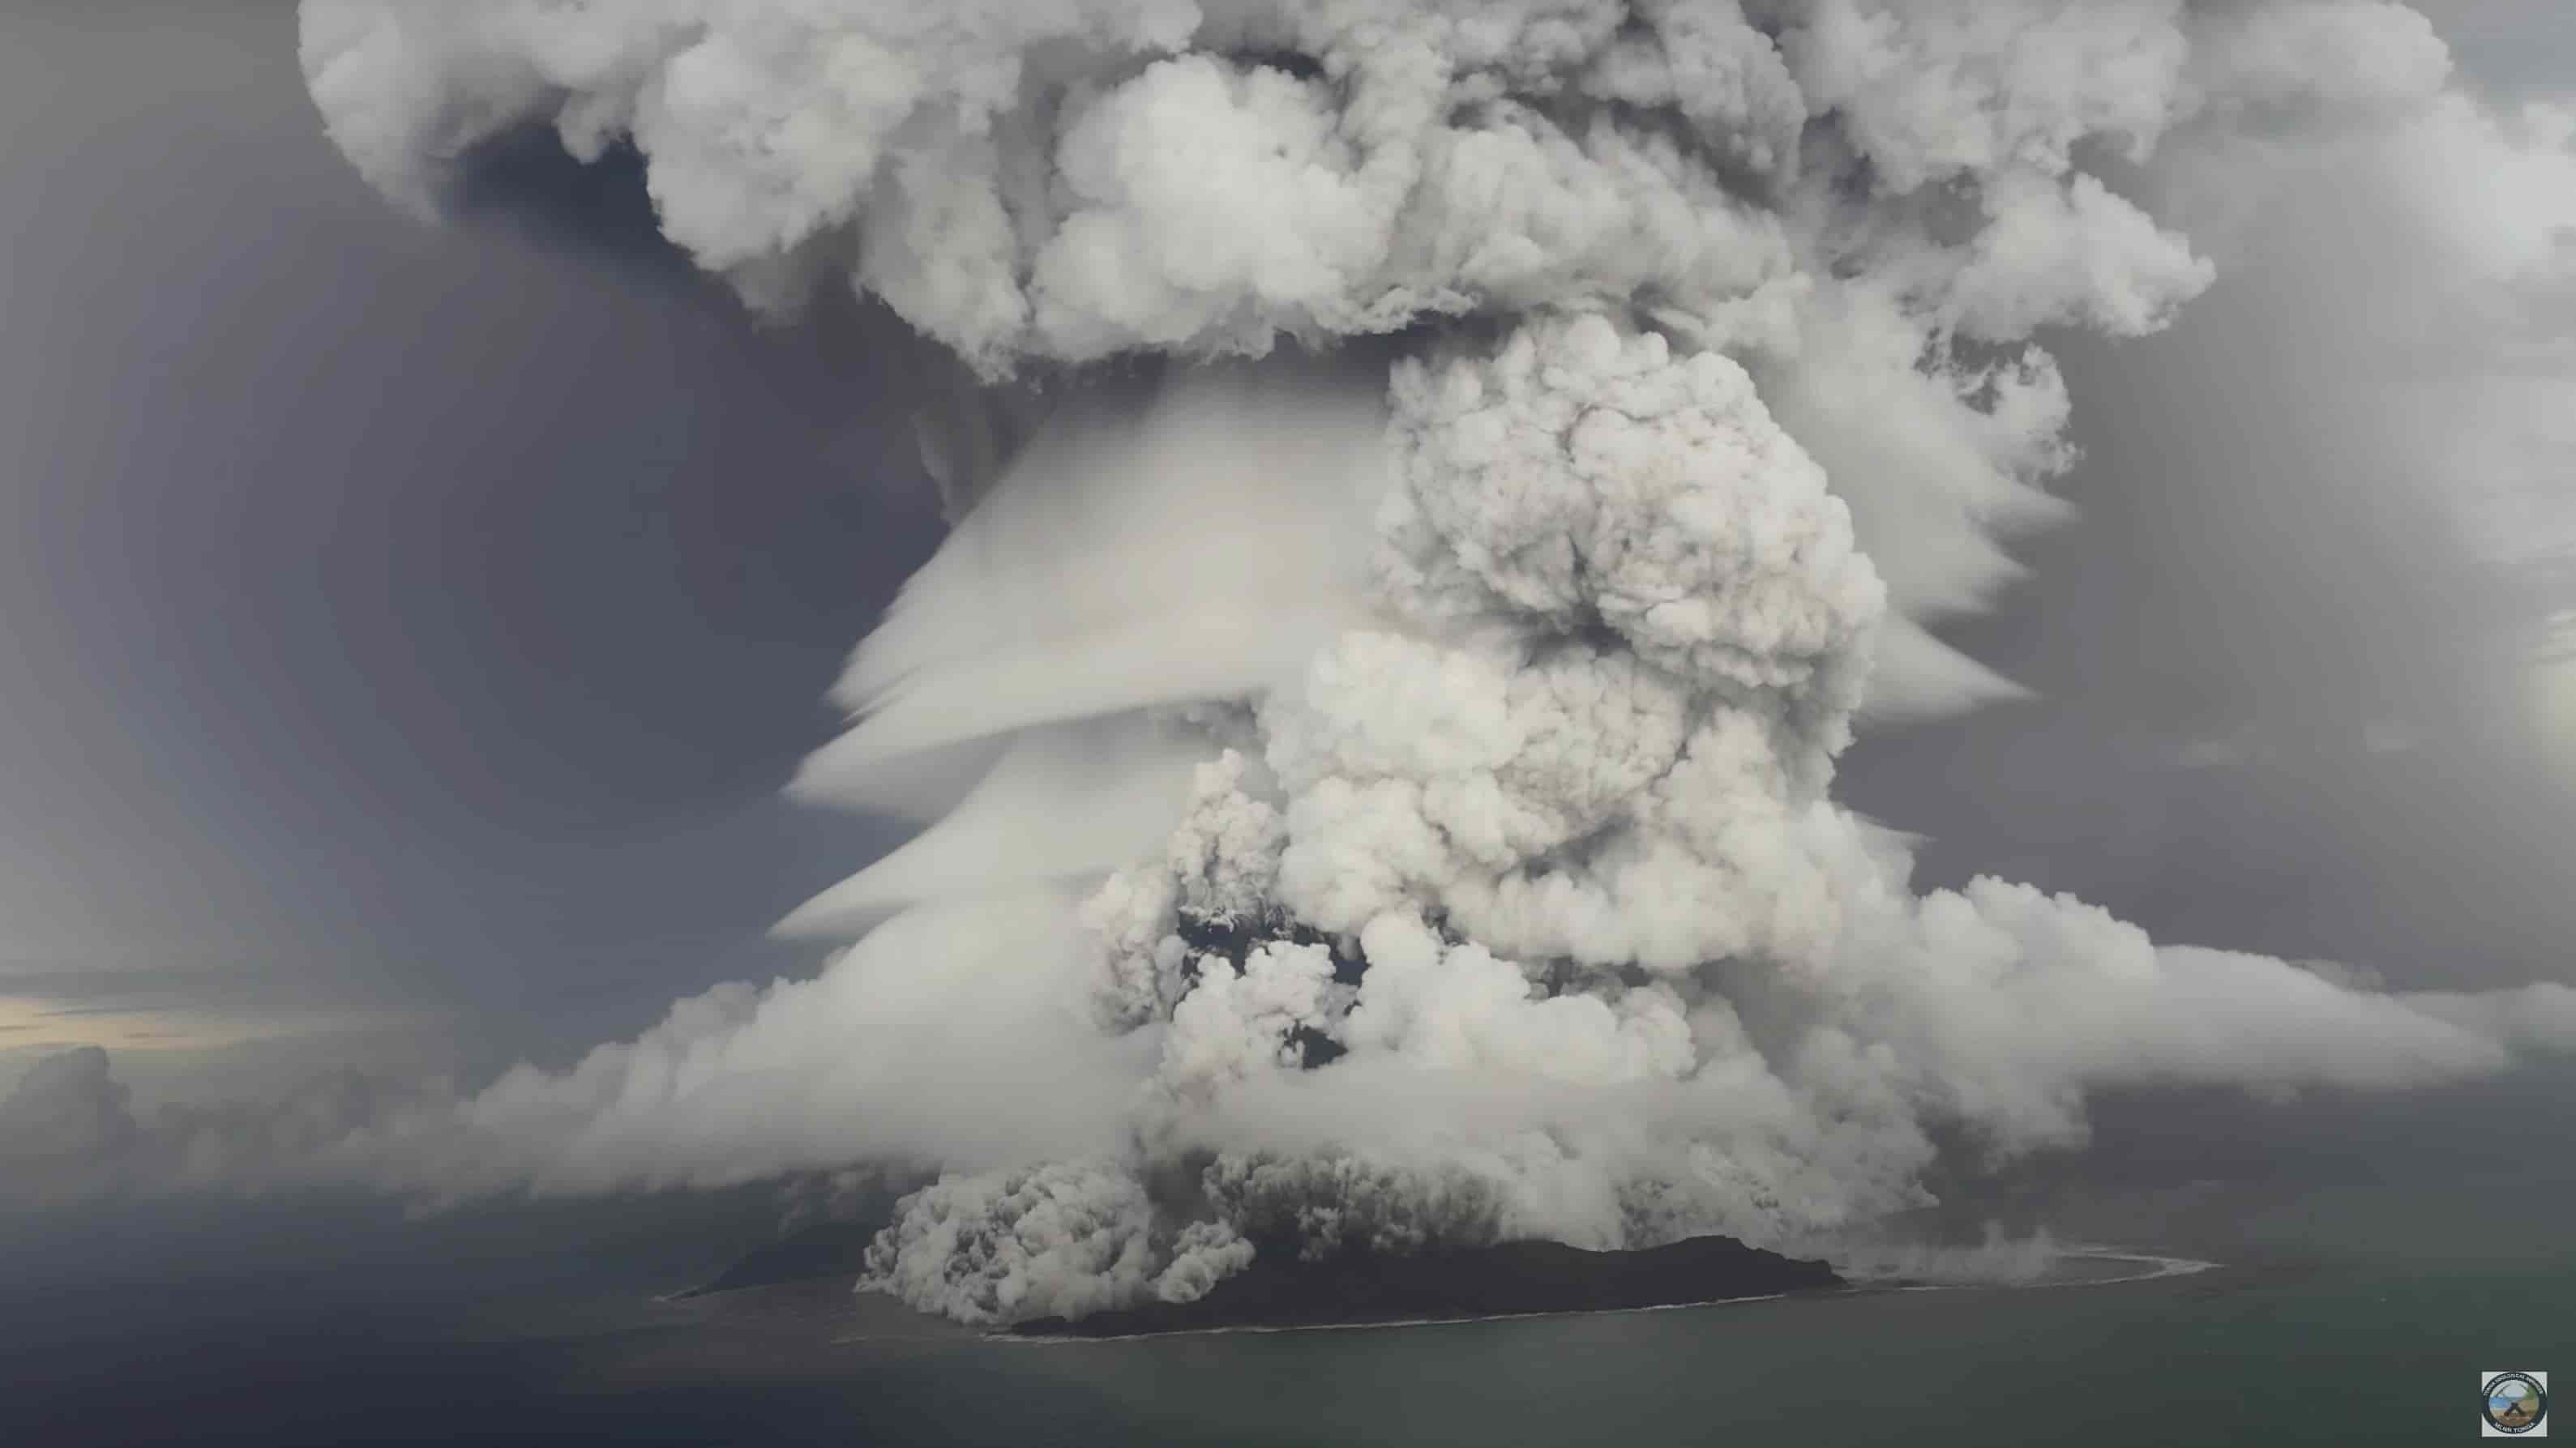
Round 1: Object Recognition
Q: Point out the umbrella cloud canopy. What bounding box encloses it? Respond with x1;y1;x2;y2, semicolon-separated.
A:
269;0;2576;1325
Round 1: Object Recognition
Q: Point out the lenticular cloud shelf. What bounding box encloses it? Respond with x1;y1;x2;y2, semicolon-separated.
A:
300;0;2576;1326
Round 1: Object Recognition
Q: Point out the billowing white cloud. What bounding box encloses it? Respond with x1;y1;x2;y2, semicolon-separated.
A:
266;0;2576;1326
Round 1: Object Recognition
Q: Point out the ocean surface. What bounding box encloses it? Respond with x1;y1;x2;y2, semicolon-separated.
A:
7;1069;2571;1448
3;1172;2563;1448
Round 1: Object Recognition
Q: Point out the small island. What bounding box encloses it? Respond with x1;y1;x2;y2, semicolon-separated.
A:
1011;1235;1841;1339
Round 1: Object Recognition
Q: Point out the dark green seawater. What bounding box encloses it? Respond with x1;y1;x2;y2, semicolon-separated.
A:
6;1082;2569;1446
784;1255;2564;1448
7;1192;2563;1446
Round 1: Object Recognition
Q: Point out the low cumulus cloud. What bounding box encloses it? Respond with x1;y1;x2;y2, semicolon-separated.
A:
0;1044;447;1209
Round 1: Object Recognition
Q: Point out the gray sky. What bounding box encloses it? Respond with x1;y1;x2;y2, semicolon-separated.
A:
2416;0;2576;97
1;0;2570;1105
0;2;943;1096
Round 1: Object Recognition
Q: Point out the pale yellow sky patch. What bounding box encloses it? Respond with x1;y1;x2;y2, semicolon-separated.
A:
0;990;451;1108
2531;613;2576;786
0;993;291;1055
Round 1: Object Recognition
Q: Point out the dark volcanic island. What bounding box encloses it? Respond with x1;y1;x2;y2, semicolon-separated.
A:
1010;1236;1842;1339
683;1223;1839;1337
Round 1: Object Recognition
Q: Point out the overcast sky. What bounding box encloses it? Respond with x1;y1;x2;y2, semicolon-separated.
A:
0;1;944;1098
2;0;2570;1106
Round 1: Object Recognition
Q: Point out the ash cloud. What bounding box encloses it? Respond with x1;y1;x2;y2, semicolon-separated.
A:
246;0;2576;1323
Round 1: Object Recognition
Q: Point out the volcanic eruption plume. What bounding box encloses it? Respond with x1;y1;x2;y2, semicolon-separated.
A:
296;1;2576;1324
